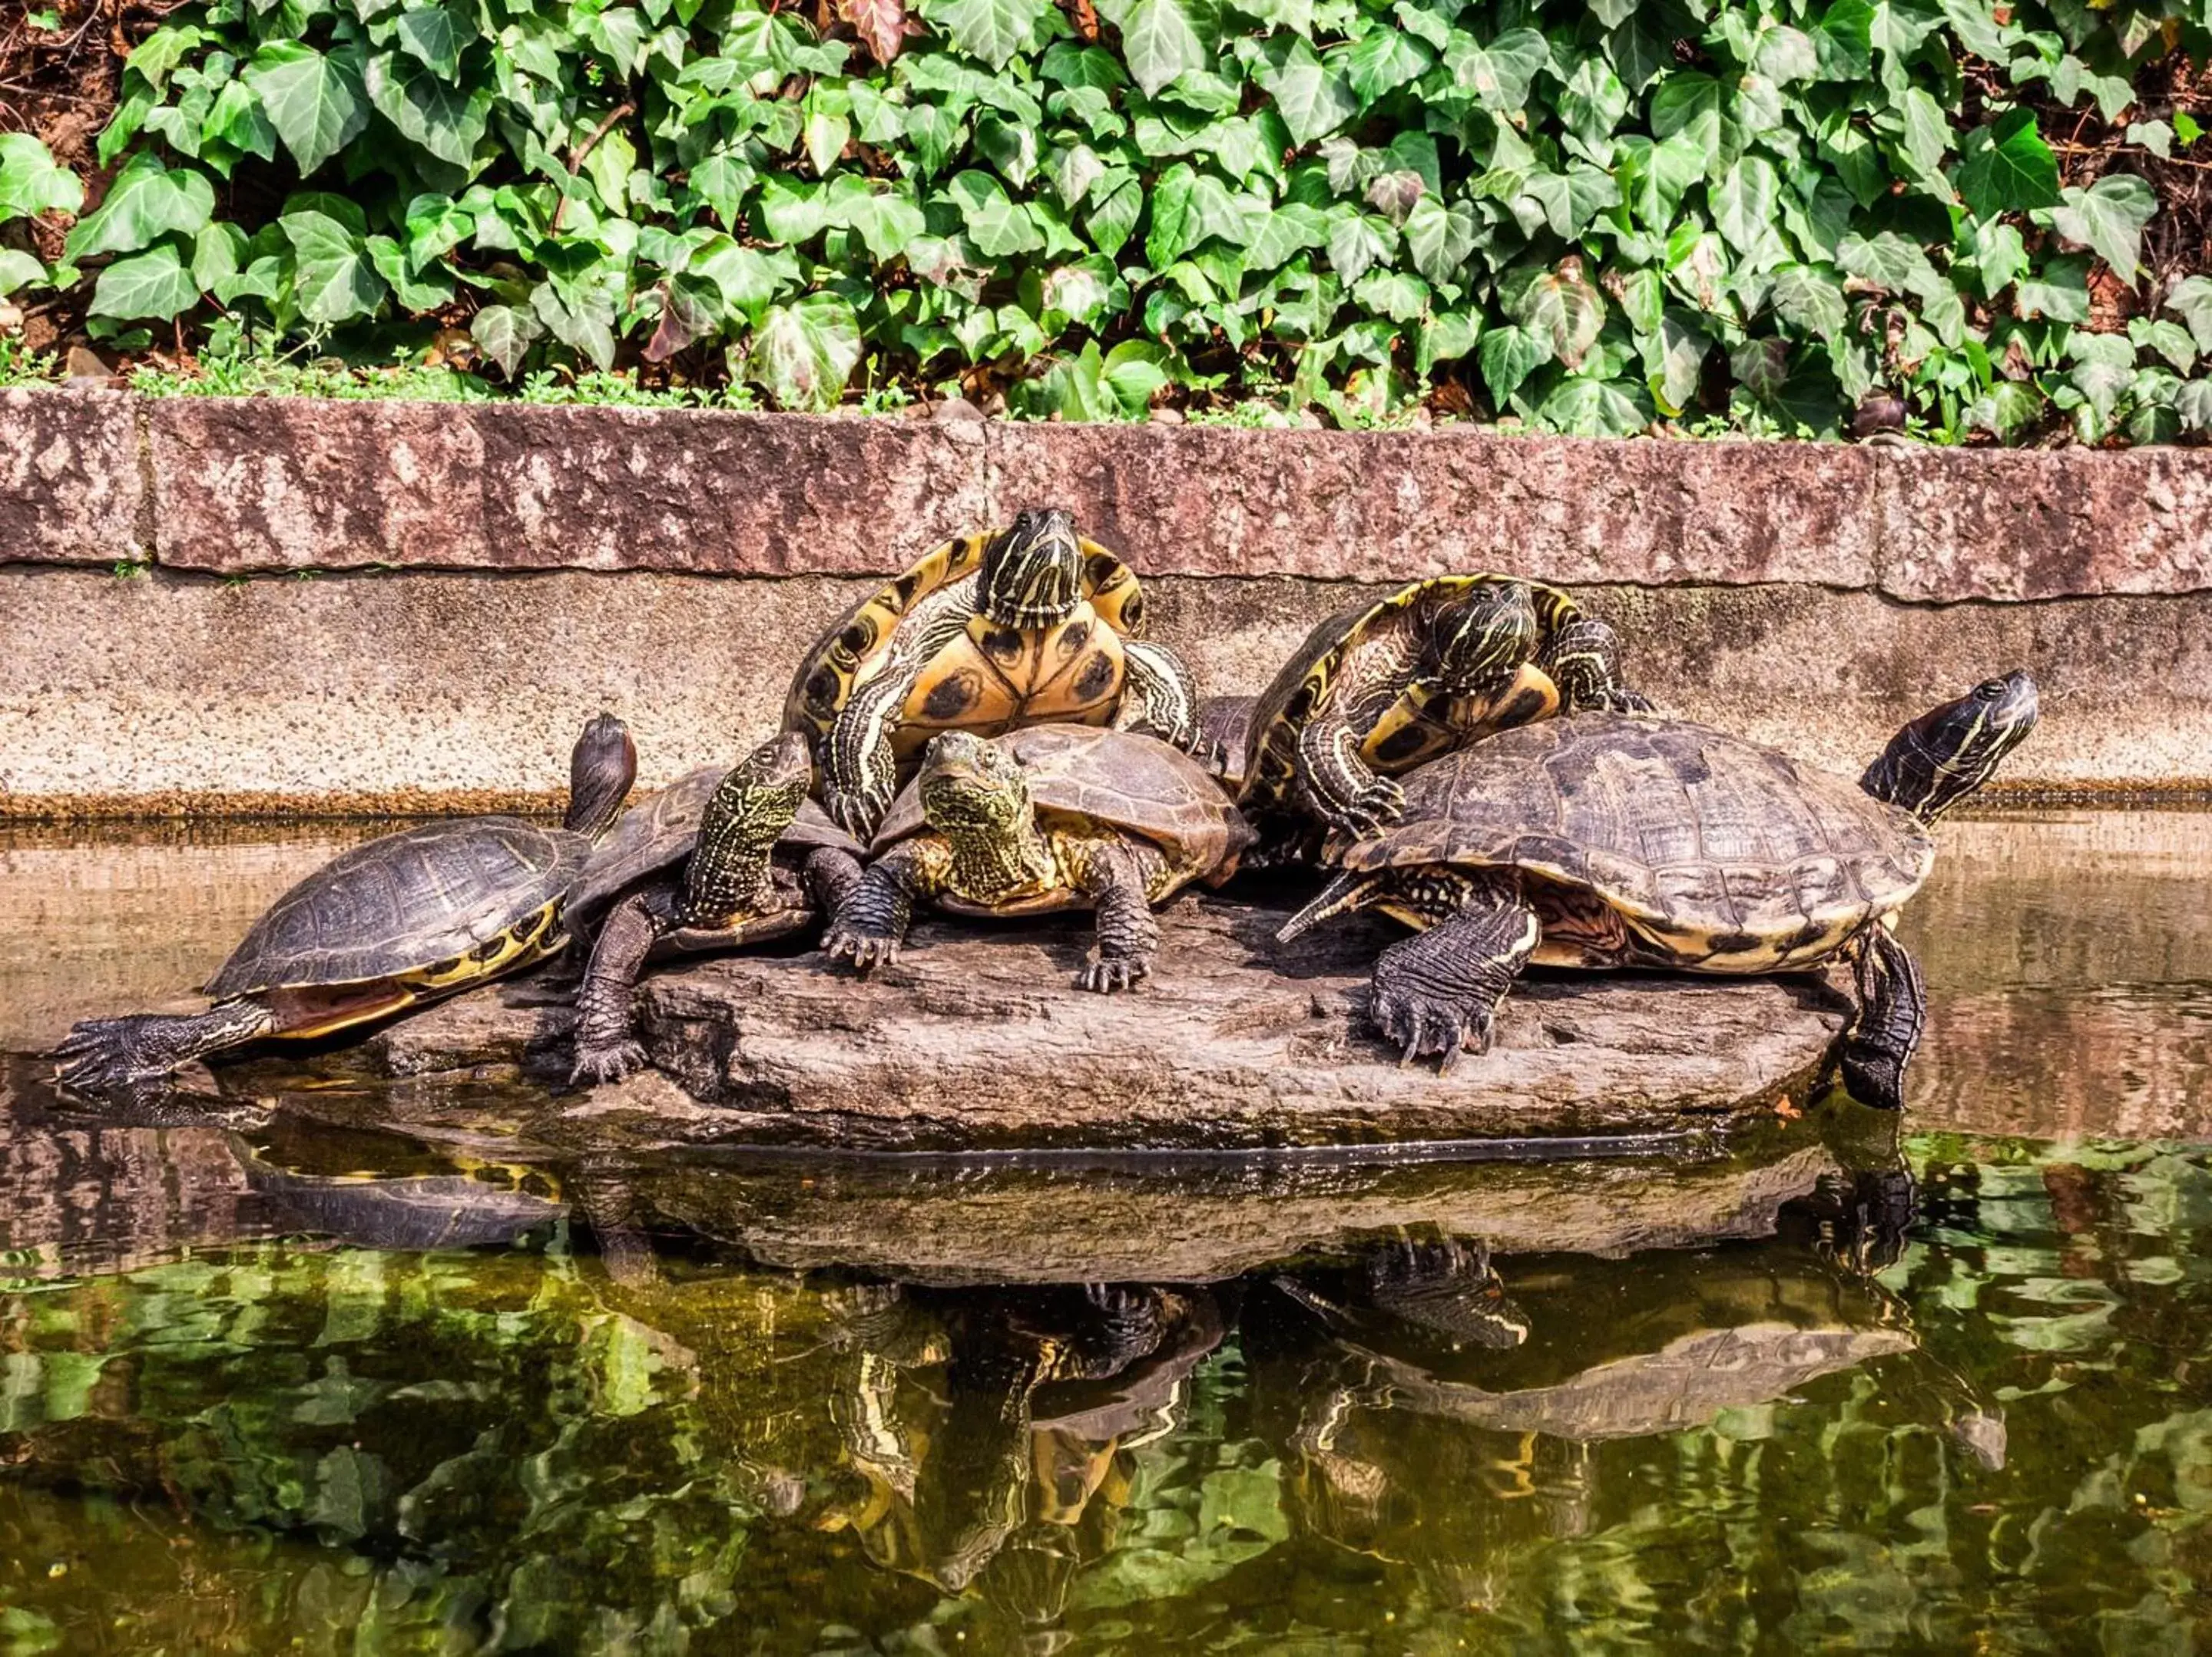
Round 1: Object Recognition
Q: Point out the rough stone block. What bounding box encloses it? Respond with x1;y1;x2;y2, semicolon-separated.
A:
1878;445;2212;600
149;399;989;573
0;387;144;564
985;423;1883;587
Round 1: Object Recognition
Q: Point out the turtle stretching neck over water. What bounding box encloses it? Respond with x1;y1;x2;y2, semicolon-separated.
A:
1280;672;2040;1102
55;714;638;1089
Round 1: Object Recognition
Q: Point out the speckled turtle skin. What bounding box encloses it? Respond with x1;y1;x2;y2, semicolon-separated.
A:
1237;575;1617;826
871;724;1251;903
570;764;859;922
205;817;594;998
1330;713;1935;972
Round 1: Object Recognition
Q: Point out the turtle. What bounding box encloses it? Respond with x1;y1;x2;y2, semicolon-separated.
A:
821;724;1252;993
1275;670;2041;1103
53;714;638;1089
1239;575;1651;852
784;505;1202;841
567;732;866;1086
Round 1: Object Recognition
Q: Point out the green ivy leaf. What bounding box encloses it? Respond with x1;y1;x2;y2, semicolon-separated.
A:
1087;172;1144;255
0;250;45;294
1508;262;1605;368
0;133;85;222
1404;195;1476;283
1969;219;2028;299
283;208;389;325
1255;36;1358;147
366;51;492;169
1102;339;1171;412
2129;316;2197;375
1100;0;1206;95
470;303;544;377
2164;276;2212;356
1354;266;1429;322
1245;200;1327;268
1769;263;1849;340
1642;309;1707;413
2016;254;2091;323
744;293;863;409
394;4;465;78
242;41;370;176
920;0;1049;71
947;169;1042;256
61;154;214;264
1344;26;1430;103
1443;27;1546;112
89;240;203;320
1325;209;1395;284
2048;174;2157;285
1955;109;2059;220
1538;375;1648;435
2175;380;2212;432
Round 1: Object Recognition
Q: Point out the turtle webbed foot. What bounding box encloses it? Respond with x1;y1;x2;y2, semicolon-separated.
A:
824;787;889;843
823;925;902;975
1078;953;1152;994
1333;776;1407;841
570;1039;649;1088
55;1016;175;1090
1369;986;1491;1073
1602;686;1654;714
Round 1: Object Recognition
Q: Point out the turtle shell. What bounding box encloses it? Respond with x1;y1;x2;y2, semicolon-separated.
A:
1240;575;1589;817
205;816;592;997
1336;713;1934;971
873;725;1253;877
569;765;858;918
783;531;1145;745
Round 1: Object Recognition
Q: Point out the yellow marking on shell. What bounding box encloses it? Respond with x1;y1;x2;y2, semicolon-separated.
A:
786;532;992;738
1356;662;1564;772
402;900;567;994
892;603;1128;749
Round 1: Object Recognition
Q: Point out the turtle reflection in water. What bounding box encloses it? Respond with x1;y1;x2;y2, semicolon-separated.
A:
1281;671;2040;1091
54;714;639;1088
816;1281;1224;1619
1248;1235;2005;1607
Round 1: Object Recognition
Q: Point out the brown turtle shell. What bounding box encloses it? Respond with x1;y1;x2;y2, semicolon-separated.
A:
1334;713;1934;970
570;764;859;918
204;816;591;998
873;725;1253;878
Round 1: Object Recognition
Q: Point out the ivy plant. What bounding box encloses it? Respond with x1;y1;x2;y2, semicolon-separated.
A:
2;0;2209;437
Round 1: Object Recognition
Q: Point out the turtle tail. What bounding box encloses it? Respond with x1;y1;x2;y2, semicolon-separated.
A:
1276;870;1381;942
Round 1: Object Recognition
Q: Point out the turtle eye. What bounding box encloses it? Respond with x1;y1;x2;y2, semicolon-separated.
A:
1974;678;2005;700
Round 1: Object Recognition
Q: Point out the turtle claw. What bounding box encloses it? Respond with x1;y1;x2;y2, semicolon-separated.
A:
1605;687;1655;714
1080;956;1150;994
54;1020;149;1090
1336;777;1407;841
570;1040;648;1088
823;927;900;974
1373;989;1489;1075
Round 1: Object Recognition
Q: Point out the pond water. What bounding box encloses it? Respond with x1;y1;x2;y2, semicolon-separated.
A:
0;810;2207;1654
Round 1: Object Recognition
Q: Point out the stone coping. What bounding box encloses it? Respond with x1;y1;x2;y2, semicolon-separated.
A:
5;387;2209;600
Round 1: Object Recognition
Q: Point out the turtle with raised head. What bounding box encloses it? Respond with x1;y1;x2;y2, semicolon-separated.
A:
1277;672;2040;1102
55;714;638;1088
1240;576;1649;852
568;732;866;1086
785;506;1201;840
821;725;1250;993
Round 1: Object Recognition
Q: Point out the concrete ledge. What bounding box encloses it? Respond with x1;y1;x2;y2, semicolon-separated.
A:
6;393;2209;594
0;388;146;565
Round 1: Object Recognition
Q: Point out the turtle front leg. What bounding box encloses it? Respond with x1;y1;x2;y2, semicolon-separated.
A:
803;843;866;918
1294;710;1405;839
570;885;677;1086
1366;881;1540;1072
56;1000;279;1090
1068;834;1169;993
1833;925;1926;1112
821;671;916;841
1539;617;1651;713
1113;638;1203;752
823;841;945;975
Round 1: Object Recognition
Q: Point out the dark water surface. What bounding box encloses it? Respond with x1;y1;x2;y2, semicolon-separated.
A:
0;810;2207;1654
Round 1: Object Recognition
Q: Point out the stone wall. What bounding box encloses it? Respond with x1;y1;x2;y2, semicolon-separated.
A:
3;387;2205;812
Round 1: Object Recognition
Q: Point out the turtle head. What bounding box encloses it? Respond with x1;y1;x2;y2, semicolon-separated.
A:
1432;582;1539;695
565;713;637;838
1861;670;2038;825
918;731;1035;843
977;506;1084;629
684;733;813;918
